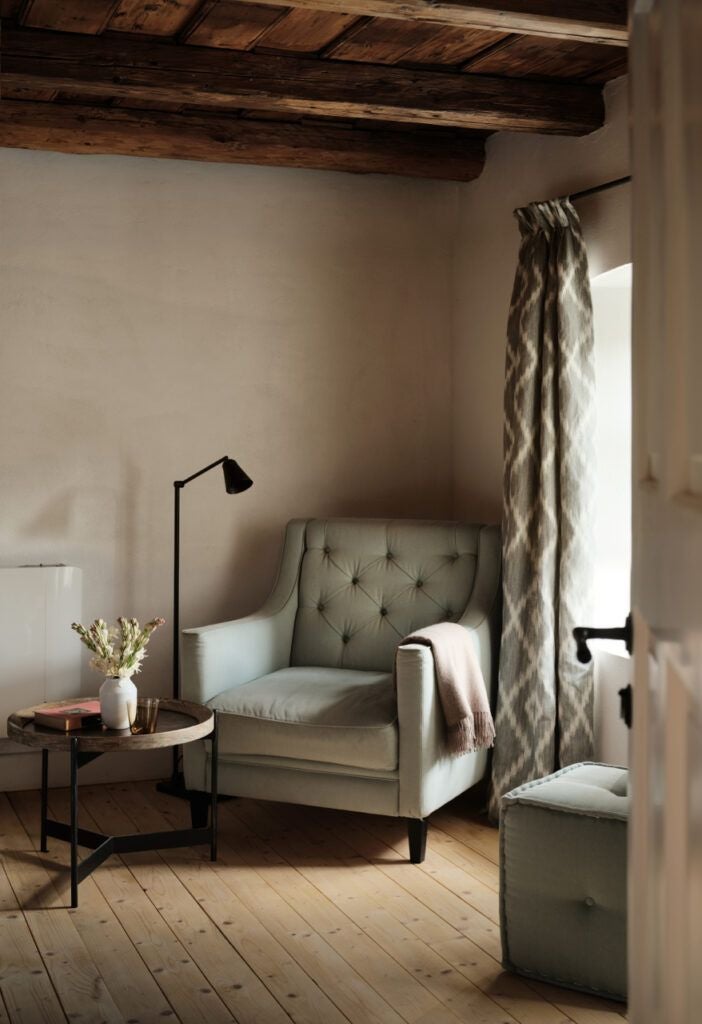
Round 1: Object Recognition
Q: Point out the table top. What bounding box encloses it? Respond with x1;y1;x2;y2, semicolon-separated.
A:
6;698;213;752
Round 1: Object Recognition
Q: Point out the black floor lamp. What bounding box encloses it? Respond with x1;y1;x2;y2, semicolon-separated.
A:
157;455;253;799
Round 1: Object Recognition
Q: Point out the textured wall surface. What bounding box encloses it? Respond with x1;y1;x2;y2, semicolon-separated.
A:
0;150;456;709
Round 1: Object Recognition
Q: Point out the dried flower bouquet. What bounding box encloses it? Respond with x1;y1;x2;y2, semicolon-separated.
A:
71;616;165;678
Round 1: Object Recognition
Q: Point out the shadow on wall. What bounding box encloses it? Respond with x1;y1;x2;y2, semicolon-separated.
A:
20;488;75;542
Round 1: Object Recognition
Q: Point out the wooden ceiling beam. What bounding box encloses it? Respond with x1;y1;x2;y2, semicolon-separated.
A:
3;28;605;136
215;1;628;46
0;99;487;181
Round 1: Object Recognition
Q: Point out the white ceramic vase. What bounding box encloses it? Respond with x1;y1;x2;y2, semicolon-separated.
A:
100;676;137;730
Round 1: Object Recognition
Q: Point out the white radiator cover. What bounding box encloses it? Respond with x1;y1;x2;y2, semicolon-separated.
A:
0;566;82;770
0;566;170;791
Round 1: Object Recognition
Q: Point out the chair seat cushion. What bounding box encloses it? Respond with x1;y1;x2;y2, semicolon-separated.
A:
208;666;398;771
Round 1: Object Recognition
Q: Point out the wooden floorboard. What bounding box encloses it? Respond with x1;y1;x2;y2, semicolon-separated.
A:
8;789;179;1024
0;784;627;1024
0;855;67;1024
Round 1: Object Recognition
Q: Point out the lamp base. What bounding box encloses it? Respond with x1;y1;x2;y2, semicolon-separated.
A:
155;772;234;805
155;771;192;801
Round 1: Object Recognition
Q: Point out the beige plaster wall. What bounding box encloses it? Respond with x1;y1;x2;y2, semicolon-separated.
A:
0;149;456;711
0;80;632;783
452;76;631;521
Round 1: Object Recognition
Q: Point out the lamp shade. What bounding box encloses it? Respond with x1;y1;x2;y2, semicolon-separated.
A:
222;458;253;494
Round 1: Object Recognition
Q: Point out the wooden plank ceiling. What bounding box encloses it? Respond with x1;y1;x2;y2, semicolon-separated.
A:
0;1;628;181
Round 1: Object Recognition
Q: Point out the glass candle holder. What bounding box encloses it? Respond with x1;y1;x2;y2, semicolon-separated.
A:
128;697;160;735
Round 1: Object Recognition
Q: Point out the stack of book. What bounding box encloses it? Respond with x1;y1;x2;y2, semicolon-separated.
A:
34;701;102;731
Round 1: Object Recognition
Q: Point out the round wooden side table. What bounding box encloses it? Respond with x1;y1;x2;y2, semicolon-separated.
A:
7;698;218;908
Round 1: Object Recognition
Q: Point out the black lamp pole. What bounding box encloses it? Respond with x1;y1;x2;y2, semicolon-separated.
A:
158;455;252;798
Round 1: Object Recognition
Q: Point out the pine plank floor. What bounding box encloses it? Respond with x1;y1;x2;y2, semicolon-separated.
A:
0;783;627;1024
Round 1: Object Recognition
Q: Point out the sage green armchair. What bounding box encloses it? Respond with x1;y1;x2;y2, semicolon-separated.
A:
182;518;501;862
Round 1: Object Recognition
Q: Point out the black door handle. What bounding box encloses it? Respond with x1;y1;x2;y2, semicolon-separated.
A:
572;613;633;664
618;685;633;729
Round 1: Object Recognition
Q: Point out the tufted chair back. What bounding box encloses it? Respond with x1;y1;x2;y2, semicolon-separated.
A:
291;519;481;672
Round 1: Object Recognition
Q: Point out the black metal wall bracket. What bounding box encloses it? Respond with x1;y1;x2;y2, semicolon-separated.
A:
618;685;633;729
572;613;633;664
573;615;634;730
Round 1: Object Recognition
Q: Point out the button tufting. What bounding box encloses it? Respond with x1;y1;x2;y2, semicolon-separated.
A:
452;554;459;562
342;634;350;644
445;608;452;617
352;577;359;585
380;608;387;617
386;552;393;560
317;603;325;612
584;897;595;908
416;580;424;588
323;546;330;555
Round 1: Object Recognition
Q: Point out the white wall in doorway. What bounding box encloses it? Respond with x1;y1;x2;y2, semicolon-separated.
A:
591;263;632;766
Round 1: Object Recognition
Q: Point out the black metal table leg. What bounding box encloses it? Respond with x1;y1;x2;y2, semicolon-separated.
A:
70;737;78;908
30;704;216;907
210;710;218;862
40;748;48;853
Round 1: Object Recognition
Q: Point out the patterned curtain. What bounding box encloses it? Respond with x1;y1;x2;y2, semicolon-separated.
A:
489;198;596;819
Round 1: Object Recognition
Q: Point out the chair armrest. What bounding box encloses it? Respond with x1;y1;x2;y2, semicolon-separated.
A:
396;617;495;819
396;642;447;819
457;523;501;703
181;609;292;705
181;519;306;704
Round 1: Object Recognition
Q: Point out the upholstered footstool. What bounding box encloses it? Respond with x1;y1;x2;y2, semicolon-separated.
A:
500;762;628;1002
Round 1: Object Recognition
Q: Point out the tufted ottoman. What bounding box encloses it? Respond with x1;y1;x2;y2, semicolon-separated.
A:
500;762;628;1002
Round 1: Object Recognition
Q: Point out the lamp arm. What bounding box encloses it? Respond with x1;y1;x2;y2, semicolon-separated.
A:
176;455;229;488
165;452;250;795
173;453;237;700
174;454;234;706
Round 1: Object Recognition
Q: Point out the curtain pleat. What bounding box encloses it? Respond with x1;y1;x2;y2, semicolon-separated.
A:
489;198;596;819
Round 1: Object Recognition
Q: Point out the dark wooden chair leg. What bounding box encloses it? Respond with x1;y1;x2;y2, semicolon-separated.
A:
189;791;210;829
407;819;427;864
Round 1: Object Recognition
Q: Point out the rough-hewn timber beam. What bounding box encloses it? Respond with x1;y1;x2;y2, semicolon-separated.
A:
2;28;605;136
222;0;628;46
0;99;486;181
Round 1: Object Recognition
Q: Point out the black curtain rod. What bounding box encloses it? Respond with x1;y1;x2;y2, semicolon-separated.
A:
569;174;631;203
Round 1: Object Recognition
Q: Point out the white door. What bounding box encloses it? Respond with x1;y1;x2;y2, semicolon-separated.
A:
629;1;702;1020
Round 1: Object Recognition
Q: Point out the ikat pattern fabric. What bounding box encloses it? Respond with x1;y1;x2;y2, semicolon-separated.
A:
489;198;596;819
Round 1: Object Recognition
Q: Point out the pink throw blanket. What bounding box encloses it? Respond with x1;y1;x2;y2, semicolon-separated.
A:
399;622;495;756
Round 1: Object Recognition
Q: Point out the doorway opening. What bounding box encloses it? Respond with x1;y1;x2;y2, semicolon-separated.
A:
591;262;632;765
